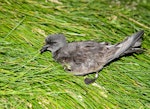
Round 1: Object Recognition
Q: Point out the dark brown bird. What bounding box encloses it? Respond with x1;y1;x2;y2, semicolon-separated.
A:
40;30;144;84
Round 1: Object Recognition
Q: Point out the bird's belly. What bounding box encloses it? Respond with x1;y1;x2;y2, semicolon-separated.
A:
62;61;104;76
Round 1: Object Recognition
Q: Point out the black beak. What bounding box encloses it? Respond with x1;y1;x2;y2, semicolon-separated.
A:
40;47;47;54
40;45;49;54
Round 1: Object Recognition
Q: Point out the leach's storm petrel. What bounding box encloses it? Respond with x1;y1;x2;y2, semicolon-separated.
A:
40;30;144;84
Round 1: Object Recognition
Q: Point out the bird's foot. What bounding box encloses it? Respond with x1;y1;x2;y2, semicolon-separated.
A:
84;78;96;84
84;72;99;85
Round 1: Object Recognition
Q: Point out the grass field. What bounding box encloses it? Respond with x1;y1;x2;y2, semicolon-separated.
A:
0;0;150;109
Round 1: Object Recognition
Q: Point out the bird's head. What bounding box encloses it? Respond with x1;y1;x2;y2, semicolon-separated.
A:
40;34;67;54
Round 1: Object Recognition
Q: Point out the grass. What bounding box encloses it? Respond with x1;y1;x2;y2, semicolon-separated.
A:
0;0;150;109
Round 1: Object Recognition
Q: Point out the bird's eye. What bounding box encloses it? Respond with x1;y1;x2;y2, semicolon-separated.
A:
50;42;57;46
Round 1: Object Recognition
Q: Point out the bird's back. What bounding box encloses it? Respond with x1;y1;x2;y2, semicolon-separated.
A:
53;41;117;75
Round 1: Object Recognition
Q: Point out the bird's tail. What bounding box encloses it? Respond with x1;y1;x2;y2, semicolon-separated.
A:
107;30;144;63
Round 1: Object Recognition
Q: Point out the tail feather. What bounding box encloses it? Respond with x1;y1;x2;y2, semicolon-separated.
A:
107;30;144;63
132;38;142;48
121;32;144;56
123;48;143;56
